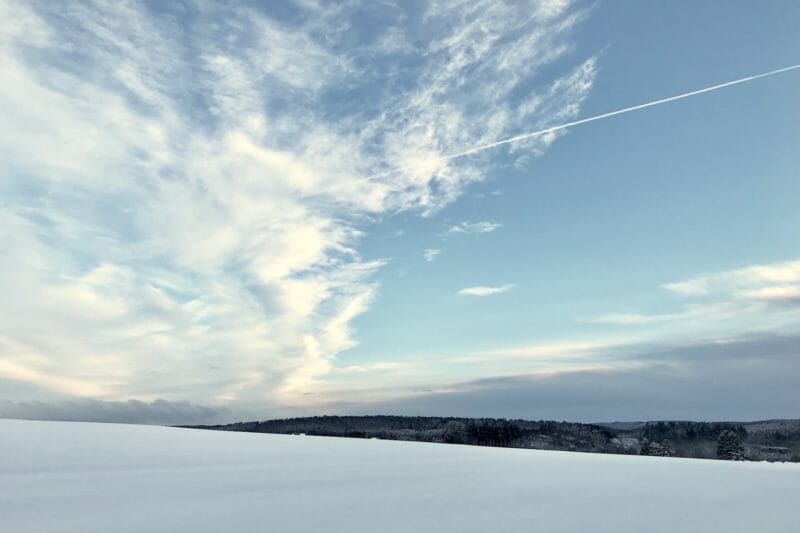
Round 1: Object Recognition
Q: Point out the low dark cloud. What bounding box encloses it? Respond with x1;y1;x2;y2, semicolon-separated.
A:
3;335;796;425
335;333;800;422
0;398;227;425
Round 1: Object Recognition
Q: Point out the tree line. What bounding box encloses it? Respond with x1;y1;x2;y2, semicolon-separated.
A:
185;415;799;462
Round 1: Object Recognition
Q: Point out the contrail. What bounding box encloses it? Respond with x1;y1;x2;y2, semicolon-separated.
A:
354;63;800;183
442;63;800;161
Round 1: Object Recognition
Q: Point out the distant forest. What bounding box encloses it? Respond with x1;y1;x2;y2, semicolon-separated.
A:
186;416;800;462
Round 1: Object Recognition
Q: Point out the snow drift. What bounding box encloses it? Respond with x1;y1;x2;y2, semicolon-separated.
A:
1;419;797;532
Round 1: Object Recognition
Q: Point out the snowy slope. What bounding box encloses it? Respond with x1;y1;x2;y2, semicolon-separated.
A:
1;419;798;532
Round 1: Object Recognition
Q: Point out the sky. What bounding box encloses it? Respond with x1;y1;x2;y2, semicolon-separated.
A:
1;0;799;425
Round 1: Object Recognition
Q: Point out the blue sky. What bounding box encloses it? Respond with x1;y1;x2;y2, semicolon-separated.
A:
1;0;798;424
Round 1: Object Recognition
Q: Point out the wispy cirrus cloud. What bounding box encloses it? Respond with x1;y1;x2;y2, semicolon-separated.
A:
446;221;503;235
445;339;628;363
458;284;516;296
332;362;411;375
590;303;745;326
0;0;596;412
423;249;441;262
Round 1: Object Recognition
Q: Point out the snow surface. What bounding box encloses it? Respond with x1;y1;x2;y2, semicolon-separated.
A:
1;419;798;532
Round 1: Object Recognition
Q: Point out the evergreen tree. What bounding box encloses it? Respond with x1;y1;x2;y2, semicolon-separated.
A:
639;437;651;456
717;430;744;460
442;421;466;444
658;439;676;457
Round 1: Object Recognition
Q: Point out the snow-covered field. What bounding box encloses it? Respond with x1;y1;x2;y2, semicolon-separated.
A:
1;419;798;532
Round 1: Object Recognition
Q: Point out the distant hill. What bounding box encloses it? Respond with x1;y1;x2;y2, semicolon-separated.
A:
186;415;800;462
594;421;646;431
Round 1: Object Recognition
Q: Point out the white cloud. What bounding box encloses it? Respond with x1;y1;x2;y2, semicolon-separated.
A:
594;259;800;328
663;260;800;297
333;362;409;374
743;285;800;304
458;284;516;296
0;0;595;408
446;339;622;363
446;221;503;235
423;249;441;262
590;303;745;325
592;312;683;326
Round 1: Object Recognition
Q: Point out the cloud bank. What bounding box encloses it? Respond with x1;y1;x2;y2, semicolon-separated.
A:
0;398;225;425
328;332;800;422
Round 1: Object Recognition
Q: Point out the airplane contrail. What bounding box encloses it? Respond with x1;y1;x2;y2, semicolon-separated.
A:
352;63;800;184
442;63;800;161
